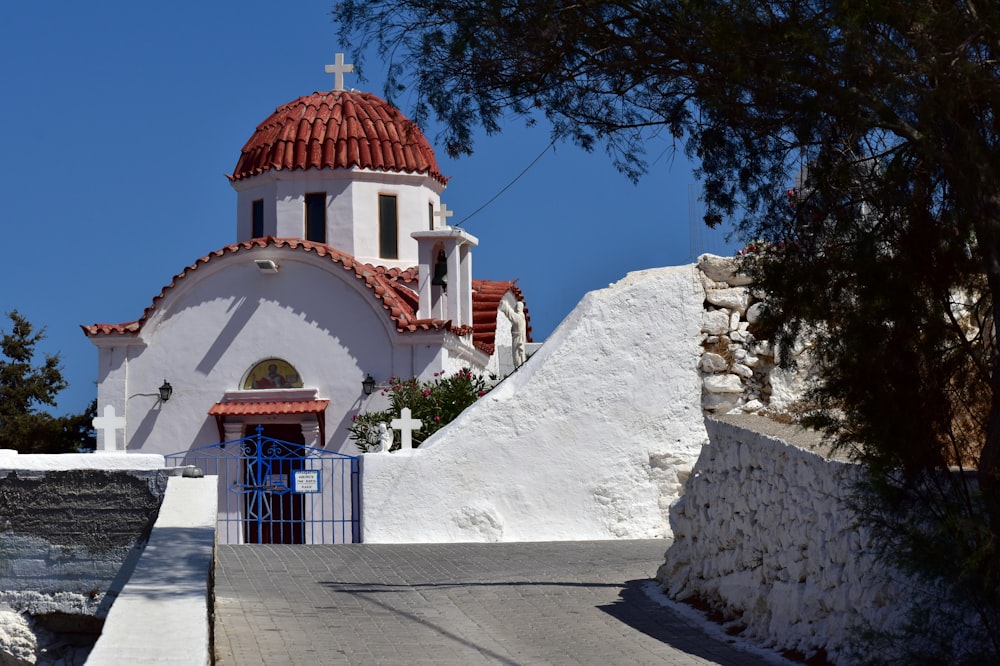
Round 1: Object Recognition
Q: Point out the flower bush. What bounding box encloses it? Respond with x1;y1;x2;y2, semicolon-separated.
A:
348;368;492;452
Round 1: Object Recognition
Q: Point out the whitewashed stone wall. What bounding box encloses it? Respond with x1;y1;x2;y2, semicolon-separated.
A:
362;265;708;543
696;254;813;415
658;415;909;664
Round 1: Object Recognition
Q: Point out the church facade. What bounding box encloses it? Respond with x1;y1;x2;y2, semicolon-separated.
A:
83;69;530;458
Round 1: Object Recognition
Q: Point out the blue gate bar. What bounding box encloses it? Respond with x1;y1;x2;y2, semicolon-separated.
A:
165;426;361;544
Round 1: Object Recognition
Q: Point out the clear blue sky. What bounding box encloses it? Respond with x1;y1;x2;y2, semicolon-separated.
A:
1;1;733;417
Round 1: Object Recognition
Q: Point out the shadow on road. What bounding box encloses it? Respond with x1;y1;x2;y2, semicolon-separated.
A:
598;580;760;666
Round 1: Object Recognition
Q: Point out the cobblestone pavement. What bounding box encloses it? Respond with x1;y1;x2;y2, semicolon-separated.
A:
214;540;773;665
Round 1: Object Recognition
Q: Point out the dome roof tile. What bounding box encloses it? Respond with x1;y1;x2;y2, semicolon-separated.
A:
230;90;447;184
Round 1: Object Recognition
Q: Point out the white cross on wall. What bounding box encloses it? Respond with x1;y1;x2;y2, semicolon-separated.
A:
434;203;454;229
390;407;423;450
325;53;354;92
92;405;126;452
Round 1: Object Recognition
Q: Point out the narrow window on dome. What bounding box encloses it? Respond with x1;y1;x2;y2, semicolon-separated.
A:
428;202;434;230
379;194;398;259
252;199;264;238
305;193;326;243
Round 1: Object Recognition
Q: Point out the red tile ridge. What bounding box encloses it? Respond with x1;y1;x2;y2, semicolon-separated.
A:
82;238;451;338
80;320;142;336
82;241;532;359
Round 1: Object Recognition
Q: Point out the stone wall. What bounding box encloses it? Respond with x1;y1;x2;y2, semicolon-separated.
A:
696;254;813;415
0;469;169;619
657;415;908;664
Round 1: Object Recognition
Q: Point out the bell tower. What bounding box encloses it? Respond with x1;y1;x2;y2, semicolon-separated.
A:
412;207;478;327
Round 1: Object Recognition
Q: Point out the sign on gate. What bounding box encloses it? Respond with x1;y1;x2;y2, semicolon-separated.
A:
293;469;321;493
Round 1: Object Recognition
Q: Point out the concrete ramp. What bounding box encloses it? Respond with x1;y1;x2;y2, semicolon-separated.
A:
362;265;708;542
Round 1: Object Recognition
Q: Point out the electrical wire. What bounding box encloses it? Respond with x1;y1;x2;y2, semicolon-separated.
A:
454;138;557;227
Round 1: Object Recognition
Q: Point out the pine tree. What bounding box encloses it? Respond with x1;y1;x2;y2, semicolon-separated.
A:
0;310;94;452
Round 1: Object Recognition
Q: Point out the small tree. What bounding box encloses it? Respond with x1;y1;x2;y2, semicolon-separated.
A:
0;311;95;453
349;369;491;452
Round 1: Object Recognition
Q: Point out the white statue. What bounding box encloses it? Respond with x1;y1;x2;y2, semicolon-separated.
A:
377;422;393;453
500;300;527;367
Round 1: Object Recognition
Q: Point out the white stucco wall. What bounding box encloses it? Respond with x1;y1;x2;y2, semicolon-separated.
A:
93;245;460;456
362;265;709;542
232;168;444;269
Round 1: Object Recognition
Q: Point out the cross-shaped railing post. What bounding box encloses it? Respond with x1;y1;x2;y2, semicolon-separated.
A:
390;408;423;450
92;405;126;452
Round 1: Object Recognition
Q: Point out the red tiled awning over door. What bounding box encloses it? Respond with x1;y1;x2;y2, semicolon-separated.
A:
208;399;329;443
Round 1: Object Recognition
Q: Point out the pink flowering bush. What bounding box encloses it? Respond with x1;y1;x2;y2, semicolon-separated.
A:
348;369;492;452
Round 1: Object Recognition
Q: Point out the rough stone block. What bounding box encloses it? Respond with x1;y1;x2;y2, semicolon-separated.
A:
704;374;744;394
702;309;731;335
705;287;752;315
700;352;729;373
697;254;753;286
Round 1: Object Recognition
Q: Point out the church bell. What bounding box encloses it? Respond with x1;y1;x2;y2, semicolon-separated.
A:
431;252;448;292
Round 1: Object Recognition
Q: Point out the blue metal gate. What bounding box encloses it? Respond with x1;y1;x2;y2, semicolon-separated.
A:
165;426;360;544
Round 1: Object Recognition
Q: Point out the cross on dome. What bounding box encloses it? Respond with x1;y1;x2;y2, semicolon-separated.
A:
325;53;354;92
434;203;455;229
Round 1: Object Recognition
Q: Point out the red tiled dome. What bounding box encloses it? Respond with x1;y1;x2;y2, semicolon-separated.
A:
230;90;447;184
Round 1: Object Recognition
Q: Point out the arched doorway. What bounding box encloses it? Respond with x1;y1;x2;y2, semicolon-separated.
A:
168;359;360;544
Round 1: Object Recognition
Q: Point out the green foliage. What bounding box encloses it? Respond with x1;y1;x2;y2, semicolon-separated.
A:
0;311;95;453
348;369;491;452
335;0;1000;658
842;469;1000;664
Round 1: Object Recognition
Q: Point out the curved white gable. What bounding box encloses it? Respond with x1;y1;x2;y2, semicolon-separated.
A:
91;245;456;456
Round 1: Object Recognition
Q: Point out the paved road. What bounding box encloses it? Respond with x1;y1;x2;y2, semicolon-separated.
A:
214;540;773;665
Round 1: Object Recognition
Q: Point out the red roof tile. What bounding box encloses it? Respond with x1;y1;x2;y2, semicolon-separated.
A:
207;399;330;443
229;90;447;184
208;400;329;417
470;279;532;354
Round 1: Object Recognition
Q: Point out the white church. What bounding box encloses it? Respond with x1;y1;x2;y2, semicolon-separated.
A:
83;59;531;460
80;58;715;548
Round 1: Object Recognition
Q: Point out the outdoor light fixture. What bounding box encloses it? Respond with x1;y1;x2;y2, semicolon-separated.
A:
158;380;173;402
362;374;376;396
254;259;279;273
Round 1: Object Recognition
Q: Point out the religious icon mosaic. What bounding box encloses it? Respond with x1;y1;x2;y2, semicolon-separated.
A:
243;358;303;390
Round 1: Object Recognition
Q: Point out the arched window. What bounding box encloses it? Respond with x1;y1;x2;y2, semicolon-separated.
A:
242;358;303;390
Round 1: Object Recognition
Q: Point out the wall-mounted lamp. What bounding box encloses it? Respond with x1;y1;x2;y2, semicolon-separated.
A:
254;259;279;273
361;374;376;396
158;380;173;402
